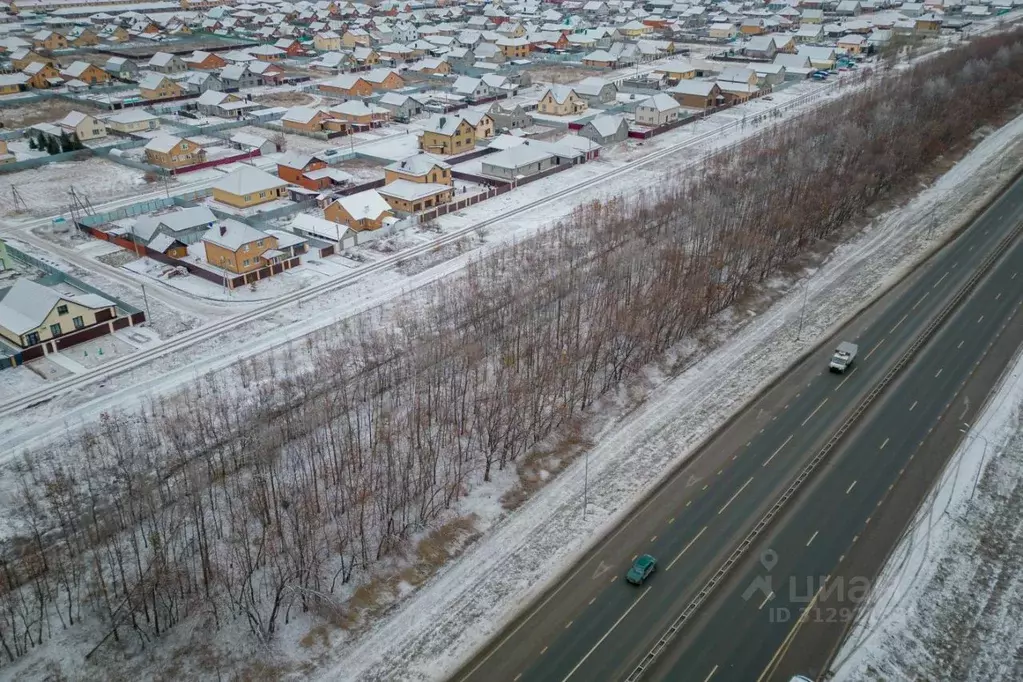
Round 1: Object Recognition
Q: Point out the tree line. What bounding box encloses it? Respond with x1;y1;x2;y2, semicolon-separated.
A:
2;30;1023;672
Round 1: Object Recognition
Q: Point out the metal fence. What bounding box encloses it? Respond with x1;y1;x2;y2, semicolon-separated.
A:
0;149;94;174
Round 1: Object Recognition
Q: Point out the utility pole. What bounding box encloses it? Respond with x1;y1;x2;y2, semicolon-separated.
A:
796;275;810;341
140;282;152;322
583;448;589;519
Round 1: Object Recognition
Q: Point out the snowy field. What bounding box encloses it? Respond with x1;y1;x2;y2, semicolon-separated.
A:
0;158;177;219
832;347;1023;679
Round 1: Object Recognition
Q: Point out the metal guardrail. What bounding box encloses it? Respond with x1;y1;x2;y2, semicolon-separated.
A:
623;211;1023;682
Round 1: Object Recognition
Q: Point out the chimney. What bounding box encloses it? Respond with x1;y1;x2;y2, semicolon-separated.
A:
220;224;226;236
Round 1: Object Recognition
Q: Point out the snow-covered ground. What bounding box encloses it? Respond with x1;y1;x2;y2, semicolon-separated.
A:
308;114;1023;682
832;338;1023;679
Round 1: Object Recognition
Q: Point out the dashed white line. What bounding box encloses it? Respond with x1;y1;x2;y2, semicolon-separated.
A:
560;587;651;681
890;314;908;334
719;477;754;515
802;397;829;426
977;315;985;324
880;437;889;450
935;368;943;378
667;526;707;571
933;271;949;288
763;435;793;467
958;340;965;349
807;531;819;547
910;400;918;411
846;480;857;494
864;339;885;360
912;291;929;310
703;665;719;682
758;591;775;610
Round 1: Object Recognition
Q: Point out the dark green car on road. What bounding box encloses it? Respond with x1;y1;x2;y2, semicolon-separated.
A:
626;555;657;585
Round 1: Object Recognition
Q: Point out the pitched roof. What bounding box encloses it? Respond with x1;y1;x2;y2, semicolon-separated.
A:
333;189;392;222
133;206;217;241
0;279;113;336
202;219;271;251
385;152;451;176
213;165;287;196
377;179;451;202
144;134;186;154
544;84;578;104
640;93;681;112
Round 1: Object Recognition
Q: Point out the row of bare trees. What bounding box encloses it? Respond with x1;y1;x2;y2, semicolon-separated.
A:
2;31;1022;671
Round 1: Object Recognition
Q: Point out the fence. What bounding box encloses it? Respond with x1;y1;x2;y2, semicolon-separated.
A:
0;148;94;174
418;185;504;222
171;148;262;174
78;189;211;227
77;220;299;289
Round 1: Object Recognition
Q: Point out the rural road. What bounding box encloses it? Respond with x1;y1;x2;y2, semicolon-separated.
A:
452;172;1023;682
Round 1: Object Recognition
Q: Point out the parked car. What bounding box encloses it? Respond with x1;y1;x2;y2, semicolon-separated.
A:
626;554;657;585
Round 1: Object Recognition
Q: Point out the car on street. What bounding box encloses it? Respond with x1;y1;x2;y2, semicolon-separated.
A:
626;554;657;585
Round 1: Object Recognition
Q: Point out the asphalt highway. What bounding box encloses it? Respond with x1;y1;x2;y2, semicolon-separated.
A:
453;171;1023;682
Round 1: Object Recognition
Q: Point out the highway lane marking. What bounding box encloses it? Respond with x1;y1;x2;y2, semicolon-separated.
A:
757;584;825;682
977;314;984;324
611;576;617;584
703;665;719;682
650;536;657;542
719;477;754;515
910;400;917;411
935;368;943;378
879;437;889;450
912;291;929;310
758;591;775;610
834;367;856;391
846;480;857;494
801;397;829;426
514;675;522;682
933;271;948;288
560;586;652;682
667;526;707;571
889;313;908;333
996;293;1002;301
669;517;675;524
589;597;596;605
541;646;548;655
1013;272;1018;280
807;531;818;546
565;621;573;629
864;339;885;360
958;340;964;349
702;484;709;491
686;500;692;507
717;469;723;476
762;435;793;467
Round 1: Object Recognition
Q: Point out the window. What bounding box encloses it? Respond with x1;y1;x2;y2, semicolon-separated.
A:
180;142;187;149
242;244;249;252
259;191;266;198
73;316;84;329
242;258;250;267
50;323;62;338
256;240;264;248
244;194;251;201
25;332;40;346
56;304;68;315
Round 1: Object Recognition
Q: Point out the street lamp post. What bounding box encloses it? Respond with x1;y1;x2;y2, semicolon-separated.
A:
796;275;810;341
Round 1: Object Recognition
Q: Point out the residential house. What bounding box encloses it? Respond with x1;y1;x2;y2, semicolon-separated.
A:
148;52;188;74
743;36;777;60
0;140;13;164
655;60;697;81
496;36;530;58
459;108;495;140
329;100;391;127
635;93;682;127
341;28;371;48
582;50;619;68
378;92;423;121
212;165;290;208
10;49;48;71
138;73;185;100
68;28;100;48
0;279;118;350
837;34;867;54
196;90;240;116
276;152;351;191
319;73;373;97
413;57;452;75
274;38;304;57
353;46;380;66
201;220;280;274
419;114;476;155
247;45;285;62
177;71;223;95
59;61;109;85
487;101;532;131
144;136;205;169
774;53;814;79
23;62;62;89
314;31;342;51
579;114;629;145
573;77;617;107
362;68;405;91
802;9;825;23
377;180;453;214
740;18;766;35
282;106;329;133
105;110;160;134
31;30;67;52
183;50;227;70
708;22;739;40
105;56;139;80
56;111;106;141
796;24;824;43
0;74;28;94
452;75;498;102
537;85;587;117
385;153;452;185
797;45;837;69
132;206;216;248
220;64;263;90
230;132;277;156
481;143;557;181
324;189;395;231
836;0;862;15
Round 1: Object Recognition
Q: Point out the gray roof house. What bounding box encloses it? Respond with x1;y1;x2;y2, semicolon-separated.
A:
573;76;618;106
147;52;187;74
131;206;217;246
578;114;628;145
481;142;558;181
377;92;423;121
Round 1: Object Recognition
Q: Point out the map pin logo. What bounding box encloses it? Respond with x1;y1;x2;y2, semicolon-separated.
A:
760;549;778;572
